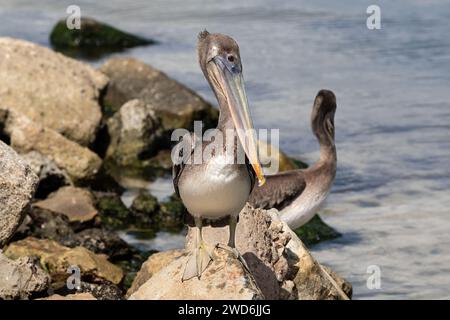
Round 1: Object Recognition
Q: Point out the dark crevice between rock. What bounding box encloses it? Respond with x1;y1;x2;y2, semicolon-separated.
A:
0;110;11;145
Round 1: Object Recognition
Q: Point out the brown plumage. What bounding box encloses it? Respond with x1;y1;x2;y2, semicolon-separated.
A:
172;31;264;280
248;89;337;229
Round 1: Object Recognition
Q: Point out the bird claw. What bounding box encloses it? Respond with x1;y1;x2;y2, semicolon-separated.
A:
216;243;250;273
182;241;214;281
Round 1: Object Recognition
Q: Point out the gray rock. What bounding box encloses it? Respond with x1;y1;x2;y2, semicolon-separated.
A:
33;186;98;224
61;228;134;261
185;205;352;300
128;206;351;300
26;207;75;242
0;37;108;145
106;99;162;168
55;281;124;300
0;252;50;299
99;57;218;130
0;141;38;247
185;206;291;300
20;151;71;198
126;249;184;297
1;110;102;183
129;248;264;300
4;237;124;285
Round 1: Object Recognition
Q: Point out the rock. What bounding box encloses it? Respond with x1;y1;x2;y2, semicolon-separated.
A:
129;248;263;300
50;17;156;60
105;149;173;184
105;99;164;180
95;192;133;230
20;151;71;199
14;207;133;261
322;265;353;298
1;110;102;183
0;252;50;299
185;205;351;300
27;207;75;242
33;186;98;225
116;251;155;291
289;158;309;170
186;206;290;299
0;140;38;247
284;226;351;300
76;281;123;300
157;194;186;232
61;228;134;261
99;57;218;130
4;237;124;285
128;192;184;232
130;192;160;227
40;293;97;300
96;190;183;232
54;281;123;300
294;214;341;247
0;37;108;145
127;249;184;297
258;140;303;174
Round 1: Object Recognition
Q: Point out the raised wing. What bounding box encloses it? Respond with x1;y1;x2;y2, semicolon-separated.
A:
248;170;306;211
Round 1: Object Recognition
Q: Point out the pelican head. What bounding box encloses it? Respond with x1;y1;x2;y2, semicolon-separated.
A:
197;30;265;186
311;89;337;147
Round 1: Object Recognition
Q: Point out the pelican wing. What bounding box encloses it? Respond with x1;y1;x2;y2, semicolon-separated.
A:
248;170;306;210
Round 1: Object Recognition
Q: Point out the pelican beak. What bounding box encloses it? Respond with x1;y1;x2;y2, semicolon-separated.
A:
210;55;266;186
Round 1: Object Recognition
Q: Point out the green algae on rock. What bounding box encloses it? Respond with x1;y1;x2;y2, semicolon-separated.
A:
294;214;341;247
95;193;132;230
50;17;156;60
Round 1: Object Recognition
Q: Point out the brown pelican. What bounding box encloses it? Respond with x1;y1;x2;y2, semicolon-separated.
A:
249;90;337;230
173;31;265;280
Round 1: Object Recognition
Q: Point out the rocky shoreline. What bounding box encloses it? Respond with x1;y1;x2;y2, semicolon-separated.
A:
0;20;348;300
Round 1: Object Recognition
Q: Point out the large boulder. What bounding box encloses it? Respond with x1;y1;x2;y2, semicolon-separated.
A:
128;206;351;300
184;205;351;300
129;248;264;300
4;237;123;285
99;57;218;130
33;186;98;225
127;249;184;297
0;141;38;247
184;206;290;300
1;110;102;183
50;17;156;60
0;37;108;145
0;252;50;299
105;99;165;180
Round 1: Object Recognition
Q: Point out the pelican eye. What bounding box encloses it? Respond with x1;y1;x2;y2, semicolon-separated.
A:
227;55;235;62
